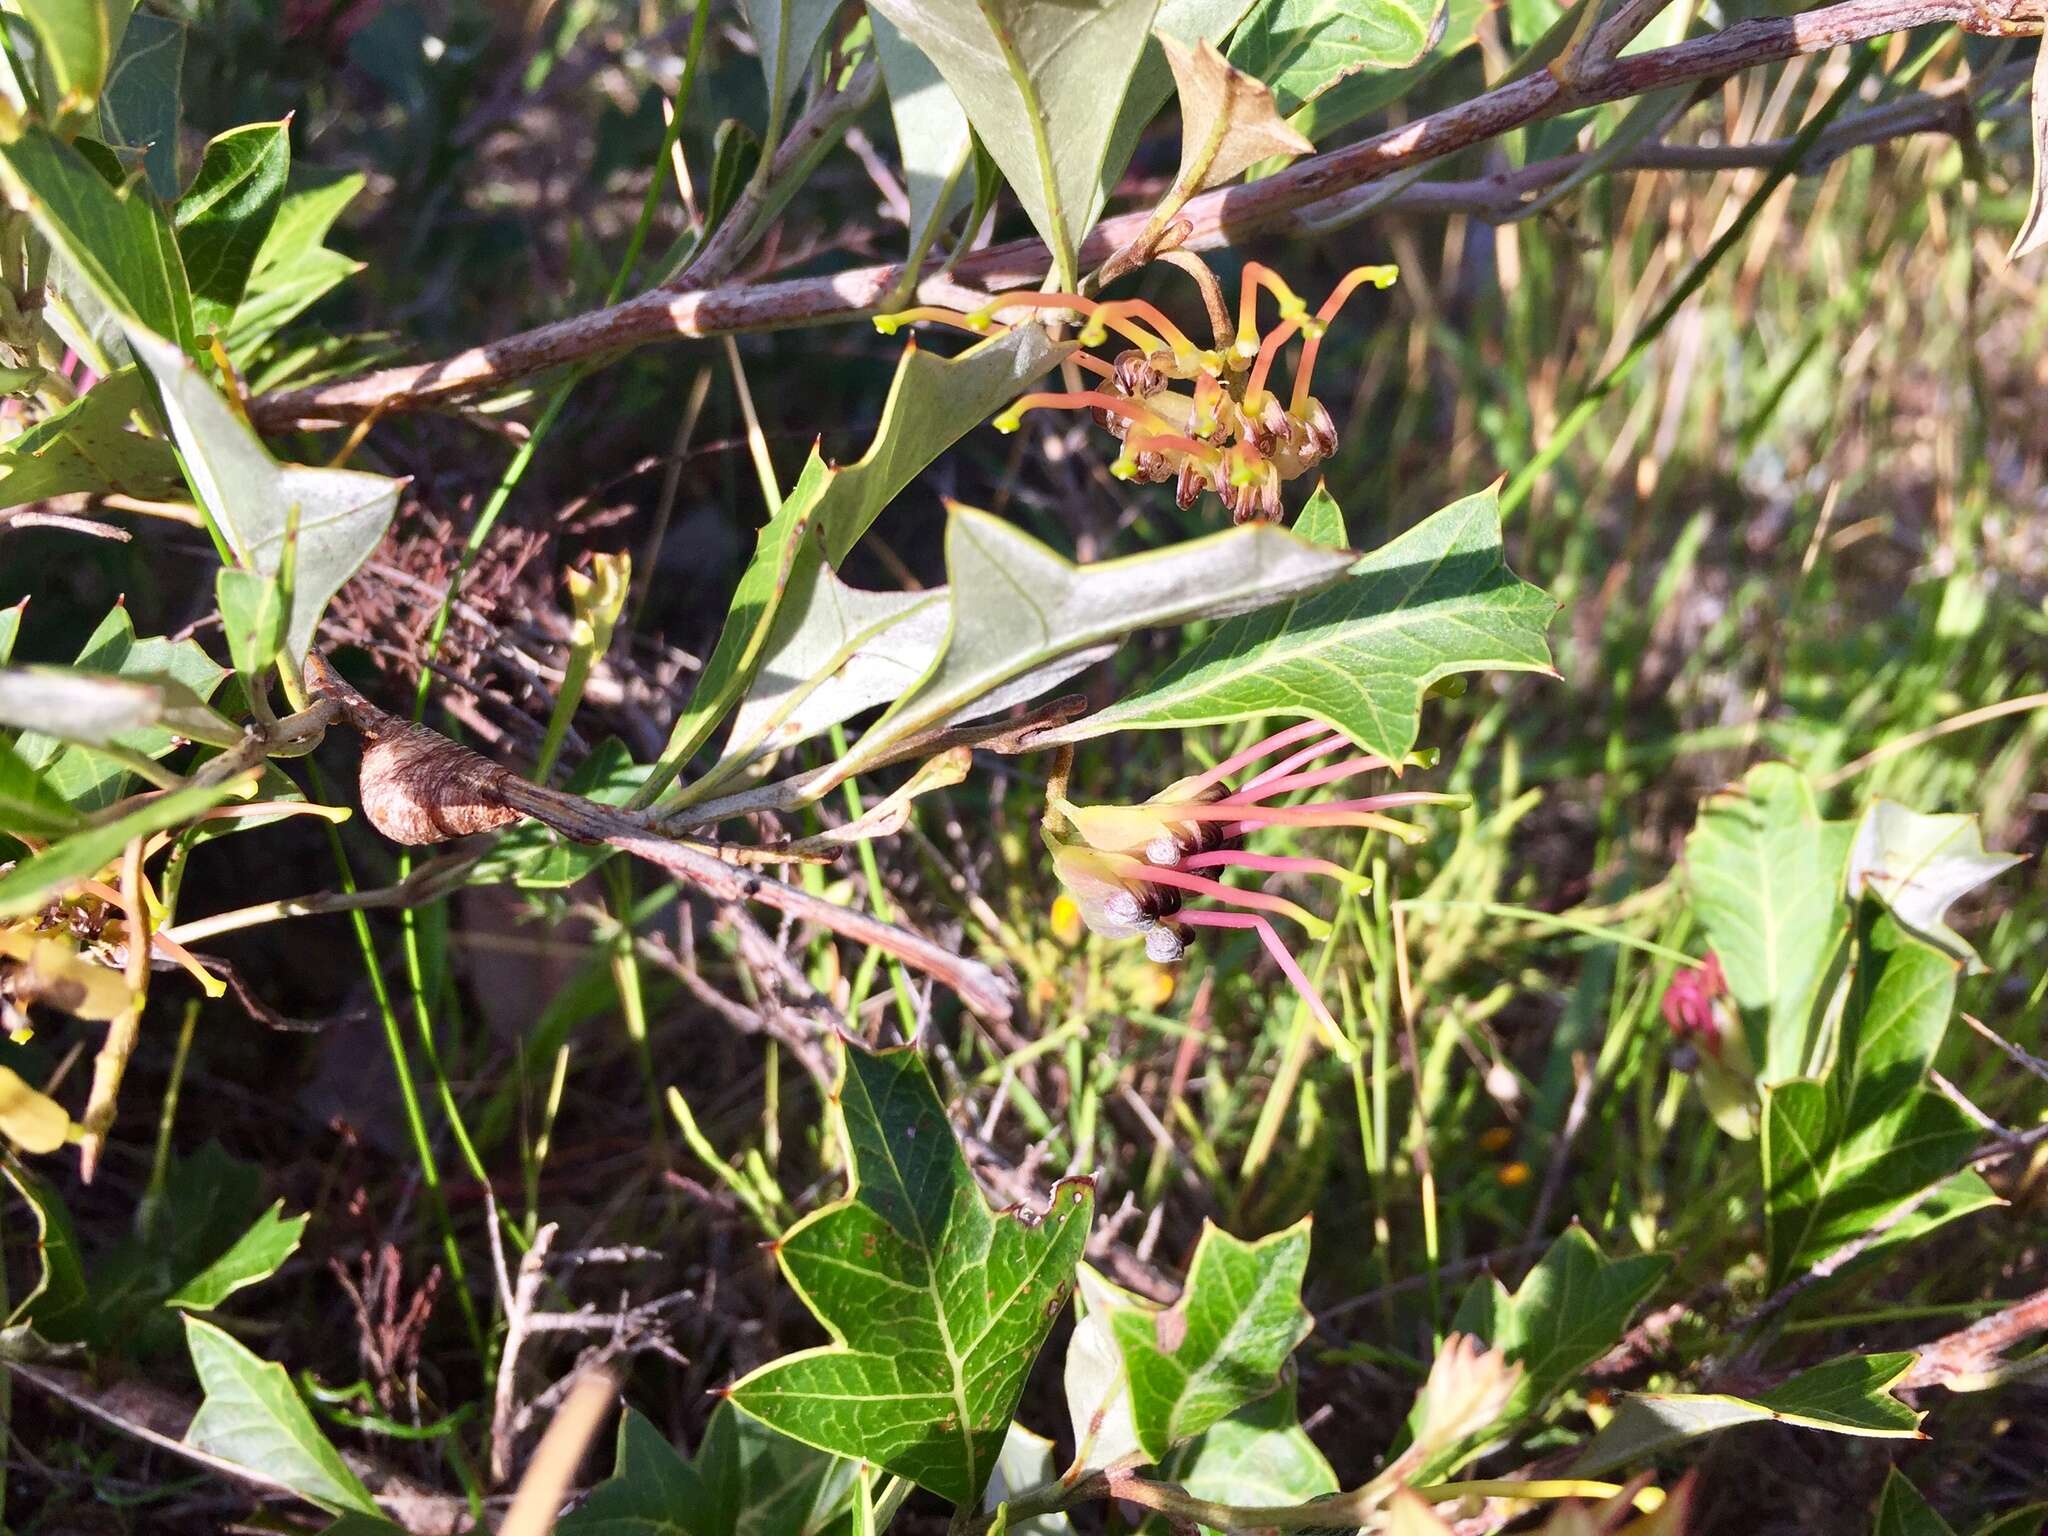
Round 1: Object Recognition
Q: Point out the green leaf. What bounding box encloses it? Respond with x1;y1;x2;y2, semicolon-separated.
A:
1971;1504;2048;1536
182;1314;382;1518
0;367;182;510
1152;1378;1336;1513
217;565;287;684
839;506;1358;781
864;0;1162;288
11;606;237;809
558;1401;860;1536
736;0;842;136
0;125;193;350
873;12;973;275
227;171;366;356
166;1201;308;1312
15;0;116;113
1571;1353;1922;1476
644;325;1070;794
1100;1219;1312;1461
174;120;291;334
1427;1226;1666;1479
716;558;946;776
1837;909;1960;1123
0;775;246;918
1;1156;96;1352
0;739;81;837
1228;0;1446;117
1045;484;1555;763
1685;763;1855;1082
122;326;399;662
726;1040;1095;1506
1875;1469;1958;1536
99;9;184;198
1846;800;2021;971
0;598;21;665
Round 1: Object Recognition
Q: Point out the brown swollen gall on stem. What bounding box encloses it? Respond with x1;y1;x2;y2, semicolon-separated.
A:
875;259;1398;525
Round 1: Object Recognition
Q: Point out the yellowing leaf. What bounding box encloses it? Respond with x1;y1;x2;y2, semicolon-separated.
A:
1160;35;1312;198
0;930;132;1022
0;1065;73;1154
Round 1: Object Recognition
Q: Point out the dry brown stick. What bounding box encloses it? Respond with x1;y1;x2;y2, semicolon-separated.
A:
1900;1284;2048;1390
250;0;2042;429
304;653;1015;1021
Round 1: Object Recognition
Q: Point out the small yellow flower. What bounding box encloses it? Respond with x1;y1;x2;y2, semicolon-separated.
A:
1049;892;1085;947
1496;1160;1532;1189
1478;1125;1514;1154
1139;966;1177;1009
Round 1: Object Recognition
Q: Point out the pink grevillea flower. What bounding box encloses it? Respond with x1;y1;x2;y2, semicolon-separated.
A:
1044;722;1458;1034
1662;952;1734;1059
876;261;1397;524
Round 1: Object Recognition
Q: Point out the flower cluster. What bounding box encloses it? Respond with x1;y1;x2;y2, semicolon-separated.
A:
1043;723;1455;1034
878;261;1397;524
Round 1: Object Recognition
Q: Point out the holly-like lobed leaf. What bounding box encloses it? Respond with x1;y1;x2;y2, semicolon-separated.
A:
1875;1468;1959;1536
1420;1226;1666;1480
0;368;183;511
1761;912;1978;1288
560;1402;860;1536
864;0;1162;288
1097;1219;1313;1462
1159;35;1313;198
641;324;1071;802
1042;484;1554;764
183;1314;383;1518
837;504;1358;782
1685;763;1855;1083
1150;1374;1336;1513
726;1040;1094;1506
1845;800;2021;971
0;1158;94;1352
175;120;291;334
167;1201;309;1312
1228;0;1447;117
1571;1352;1922;1476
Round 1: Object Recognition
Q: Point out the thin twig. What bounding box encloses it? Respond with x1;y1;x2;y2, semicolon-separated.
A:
250;0;2044;428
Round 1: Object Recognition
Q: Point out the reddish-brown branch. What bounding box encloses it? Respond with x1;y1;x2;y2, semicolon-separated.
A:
250;0;2041;429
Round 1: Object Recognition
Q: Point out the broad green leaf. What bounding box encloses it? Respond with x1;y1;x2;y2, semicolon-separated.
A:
166;1201;308;1311
1837;909;1959;1123
122;326;399;662
873;13;973;275
840;506;1358;780
1287;0;1478;140
0;1157;95;1351
736;0;841;137
0;775;246;918
0;367;182;509
175;120;291;334
864;0;1161;288
1426;1226;1666;1479
0;739;81;837
2008;27;2048;260
726;1041;1095;1505
559;1402;860;1536
643;325;1070;796
1571;1353;1922;1476
99;8;182;197
0;126;192;349
1875;1469;1957;1536
1846;801;2020;970
1972;1505;2048;1536
1228;0;1445;117
1100;1219;1312;1461
183;1314;382;1518
1761;1078;1977;1288
983;1424;1074;1536
1685;763;1855;1082
14;0;115;113
1044;485;1555;764
1152;1378;1336;1512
